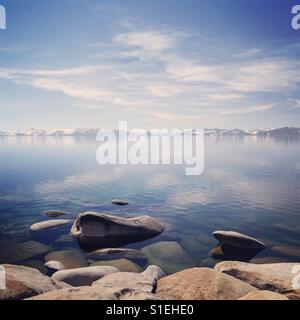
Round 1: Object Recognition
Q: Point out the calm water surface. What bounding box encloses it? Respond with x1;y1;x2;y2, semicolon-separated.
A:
0;136;299;273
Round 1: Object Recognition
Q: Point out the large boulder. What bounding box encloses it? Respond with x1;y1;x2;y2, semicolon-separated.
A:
0;264;70;300
70;212;164;249
141;241;194;274
27;286;162;300
51;266;119;286
92;265;165;293
156;268;258;300
90;259;141;273
30;220;72;232
44;250;88;270
215;261;300;300
238;290;289;300
213;231;266;251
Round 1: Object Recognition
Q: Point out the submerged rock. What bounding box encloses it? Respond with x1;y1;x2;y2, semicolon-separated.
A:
156;268;258;300
87;248;147;264
51;266;119;287
213;231;266;251
21;260;48;275
92;265;165;293
215;261;300;300
112;199;129;206
238;290;289;300
141;241;194;274
44;250;88;270
0;264;70;300
0;241;50;264
43;210;66;218
70;212;164;250
30;220;72;232
271;245;300;259
90;259;142;273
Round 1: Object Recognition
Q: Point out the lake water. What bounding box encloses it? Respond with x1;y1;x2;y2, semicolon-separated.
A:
0;136;300;274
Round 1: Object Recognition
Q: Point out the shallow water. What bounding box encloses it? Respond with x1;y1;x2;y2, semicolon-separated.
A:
0;136;299;273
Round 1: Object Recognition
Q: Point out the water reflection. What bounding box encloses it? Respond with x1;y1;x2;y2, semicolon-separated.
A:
0;135;299;271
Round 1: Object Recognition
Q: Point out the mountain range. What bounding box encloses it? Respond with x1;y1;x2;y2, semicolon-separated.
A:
0;127;299;137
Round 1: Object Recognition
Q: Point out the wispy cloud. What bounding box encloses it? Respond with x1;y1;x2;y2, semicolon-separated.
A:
0;27;299;124
221;104;275;115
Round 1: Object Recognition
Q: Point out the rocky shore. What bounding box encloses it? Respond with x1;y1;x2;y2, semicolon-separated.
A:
0;209;299;300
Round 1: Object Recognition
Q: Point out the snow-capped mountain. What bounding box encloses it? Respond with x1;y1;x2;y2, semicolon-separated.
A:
0;127;299;137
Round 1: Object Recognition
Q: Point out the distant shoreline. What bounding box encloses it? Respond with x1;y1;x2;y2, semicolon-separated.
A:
0;127;300;137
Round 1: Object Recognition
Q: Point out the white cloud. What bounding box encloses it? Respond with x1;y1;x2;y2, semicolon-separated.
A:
114;31;175;53
234;48;262;58
221;104;275;115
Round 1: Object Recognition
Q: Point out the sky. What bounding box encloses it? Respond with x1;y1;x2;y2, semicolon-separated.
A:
0;0;300;130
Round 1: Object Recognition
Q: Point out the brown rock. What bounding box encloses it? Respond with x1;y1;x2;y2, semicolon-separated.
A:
238;290;289;300
215;261;300;299
0;264;70;300
156;268;257;300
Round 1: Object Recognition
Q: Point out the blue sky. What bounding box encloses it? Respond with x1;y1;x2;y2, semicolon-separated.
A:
0;0;300;130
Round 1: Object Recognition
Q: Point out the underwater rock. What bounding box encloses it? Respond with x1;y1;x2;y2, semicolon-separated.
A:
141;241;195;274
271;245;300;259
0;241;50;264
43;210;67;218
44;250;88;270
87;248;146;262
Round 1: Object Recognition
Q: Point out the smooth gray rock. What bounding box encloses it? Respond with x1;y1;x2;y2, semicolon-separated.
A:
141;241;195;274
215;261;300;300
92;265;165;293
70;212;164;249
30;220;72;232
45;260;66;271
0;264;70;300
213;231;266;251
112;199;129;206
51;266;119;286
